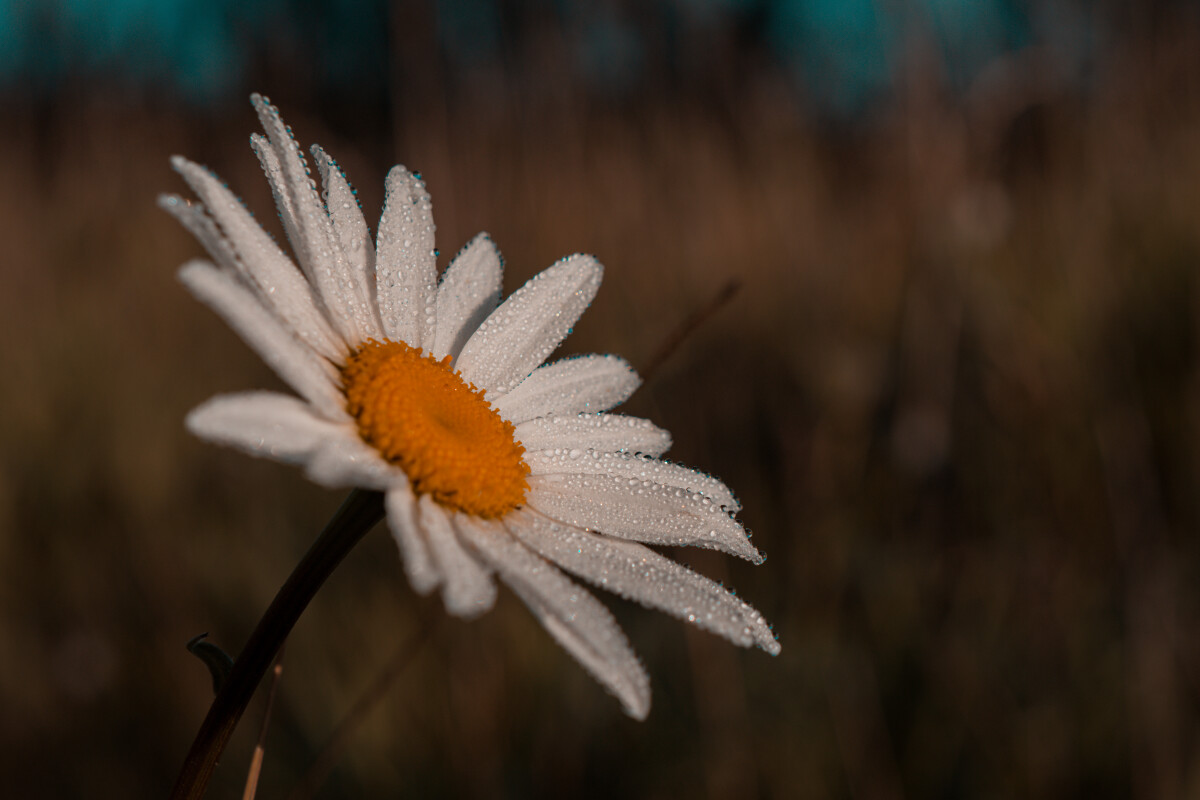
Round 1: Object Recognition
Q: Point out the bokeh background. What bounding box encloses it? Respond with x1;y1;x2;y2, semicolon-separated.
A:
3;1;1200;797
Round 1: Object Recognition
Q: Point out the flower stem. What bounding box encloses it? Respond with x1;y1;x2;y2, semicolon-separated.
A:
170;489;386;800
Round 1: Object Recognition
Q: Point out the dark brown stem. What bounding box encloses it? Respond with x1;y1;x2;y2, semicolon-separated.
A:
171;489;386;800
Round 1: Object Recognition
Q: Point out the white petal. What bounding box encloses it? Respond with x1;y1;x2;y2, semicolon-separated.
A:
250;96;369;345
185;391;348;464
158;194;240;274
514;414;672;457
387;484;440;596
456;519;650;719
179;260;347;420
303;434;398;490
507;511;779;654
526;474;763;563
432;233;502;362
247;131;300;251
310;145;375;277
456;255;603;398
412;497;496;618
312;143;384;342
493;355;639;423
375;165;437;349
526;451;740;512
169;158;344;361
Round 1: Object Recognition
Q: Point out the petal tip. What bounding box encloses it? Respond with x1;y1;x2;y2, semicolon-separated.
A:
157;193;183;211
624;696;651;721
565;253;603;283
385;163;416;186
176;258;215;284
745;609;781;655
182;402;212;437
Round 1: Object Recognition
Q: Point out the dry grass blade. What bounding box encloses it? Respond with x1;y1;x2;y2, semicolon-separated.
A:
242;646;285;800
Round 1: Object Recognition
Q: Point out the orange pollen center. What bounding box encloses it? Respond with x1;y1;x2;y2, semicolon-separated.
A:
341;339;529;518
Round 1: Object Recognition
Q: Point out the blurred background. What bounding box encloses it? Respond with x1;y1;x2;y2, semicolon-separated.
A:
2;0;1199;797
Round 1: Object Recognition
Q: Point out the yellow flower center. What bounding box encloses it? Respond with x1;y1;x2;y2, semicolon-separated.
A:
341;340;529;518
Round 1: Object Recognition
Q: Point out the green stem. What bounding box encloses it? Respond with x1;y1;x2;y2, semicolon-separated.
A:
170;489;386;800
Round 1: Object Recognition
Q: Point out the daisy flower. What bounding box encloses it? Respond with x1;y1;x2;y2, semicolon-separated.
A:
164;94;778;719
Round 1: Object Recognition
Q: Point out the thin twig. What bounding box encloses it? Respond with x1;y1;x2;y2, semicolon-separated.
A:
242;645;286;800
171;489;386;800
640;278;741;383
287;619;435;800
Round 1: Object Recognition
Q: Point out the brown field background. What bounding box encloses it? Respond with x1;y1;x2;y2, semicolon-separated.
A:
2;7;1200;799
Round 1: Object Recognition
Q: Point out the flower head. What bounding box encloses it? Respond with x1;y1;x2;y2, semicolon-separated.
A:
164;94;778;719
